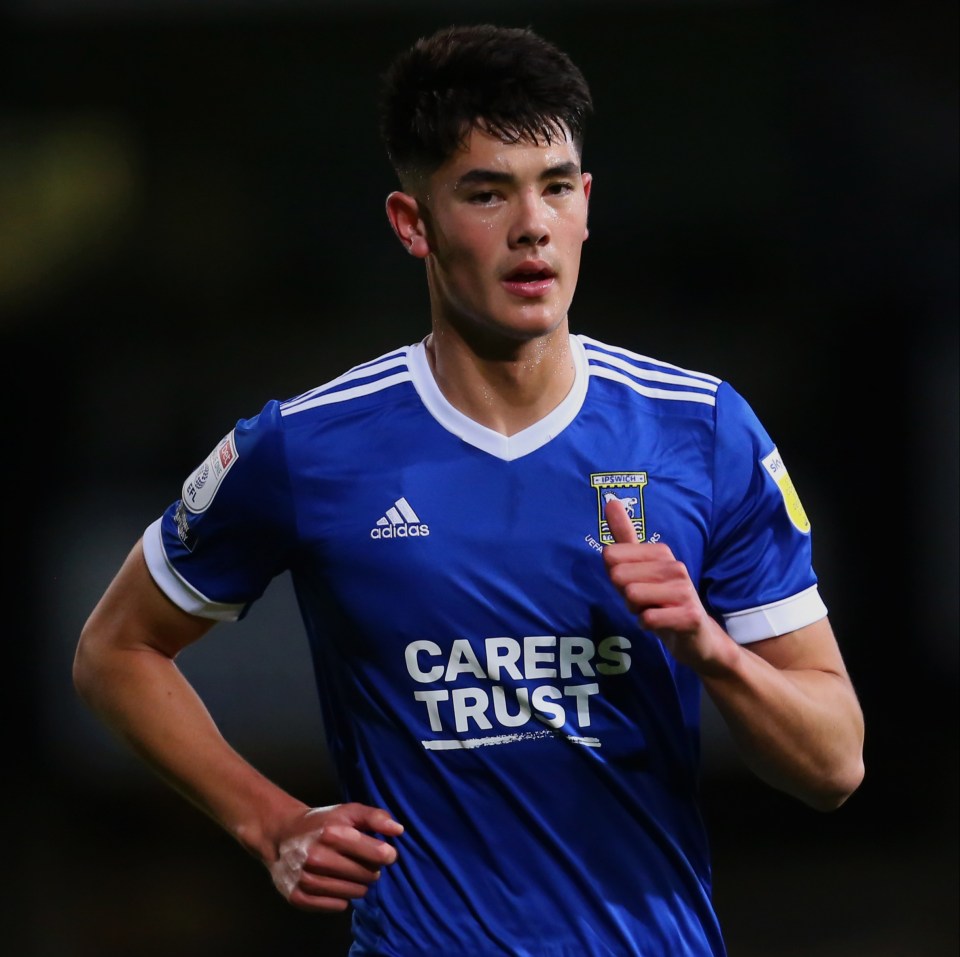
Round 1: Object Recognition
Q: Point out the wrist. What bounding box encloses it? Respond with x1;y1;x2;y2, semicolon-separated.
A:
229;786;310;865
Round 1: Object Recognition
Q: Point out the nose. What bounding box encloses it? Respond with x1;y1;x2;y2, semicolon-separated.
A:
508;192;550;248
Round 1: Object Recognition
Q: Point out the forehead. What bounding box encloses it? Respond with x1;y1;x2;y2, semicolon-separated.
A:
435;127;582;184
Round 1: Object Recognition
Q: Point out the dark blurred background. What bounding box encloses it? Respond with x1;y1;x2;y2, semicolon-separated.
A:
3;1;957;955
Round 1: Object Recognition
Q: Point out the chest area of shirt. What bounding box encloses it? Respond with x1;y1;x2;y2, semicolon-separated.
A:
295;438;712;578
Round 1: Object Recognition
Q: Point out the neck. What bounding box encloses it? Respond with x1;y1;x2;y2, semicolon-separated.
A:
425;324;576;437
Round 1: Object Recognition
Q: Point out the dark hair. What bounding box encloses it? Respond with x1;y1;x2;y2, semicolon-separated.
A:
379;24;593;186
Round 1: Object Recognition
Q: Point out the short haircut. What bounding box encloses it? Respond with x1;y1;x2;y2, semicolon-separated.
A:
379;23;594;188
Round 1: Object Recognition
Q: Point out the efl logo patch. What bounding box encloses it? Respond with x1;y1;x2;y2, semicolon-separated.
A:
182;430;239;514
591;471;648;544
761;448;811;533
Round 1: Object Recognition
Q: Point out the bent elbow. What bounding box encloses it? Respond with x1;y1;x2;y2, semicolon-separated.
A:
72;632;95;703
806;755;866;812
73;621;107;707
810;705;867;811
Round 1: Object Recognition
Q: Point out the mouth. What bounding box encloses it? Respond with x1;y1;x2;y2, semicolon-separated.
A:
502;263;557;297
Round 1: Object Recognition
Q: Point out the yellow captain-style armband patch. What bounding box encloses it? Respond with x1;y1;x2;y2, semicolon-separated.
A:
761;448;811;533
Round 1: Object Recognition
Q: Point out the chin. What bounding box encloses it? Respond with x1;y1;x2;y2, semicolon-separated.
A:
491;316;557;338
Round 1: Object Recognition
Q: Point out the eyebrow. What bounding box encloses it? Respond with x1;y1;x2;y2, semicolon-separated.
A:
454;161;581;190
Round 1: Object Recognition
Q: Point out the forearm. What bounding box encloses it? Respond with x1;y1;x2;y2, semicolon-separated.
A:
73;637;307;862
701;631;865;810
73;541;408;916
602;518;865;810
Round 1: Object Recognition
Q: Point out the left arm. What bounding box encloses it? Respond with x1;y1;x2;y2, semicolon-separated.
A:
603;499;864;811
697;617;864;810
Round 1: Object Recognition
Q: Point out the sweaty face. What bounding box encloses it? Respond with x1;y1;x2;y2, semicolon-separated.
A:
419;127;592;346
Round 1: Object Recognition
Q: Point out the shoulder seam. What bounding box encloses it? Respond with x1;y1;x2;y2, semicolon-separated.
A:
579;336;720;406
280;348;413;417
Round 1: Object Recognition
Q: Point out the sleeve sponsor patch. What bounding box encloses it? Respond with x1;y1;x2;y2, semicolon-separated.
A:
181;430;238;514
761;447;811;534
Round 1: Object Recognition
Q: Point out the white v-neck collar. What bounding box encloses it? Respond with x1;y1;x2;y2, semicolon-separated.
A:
408;334;588;461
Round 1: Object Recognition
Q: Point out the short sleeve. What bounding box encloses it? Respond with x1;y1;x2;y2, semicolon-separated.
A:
702;382;827;643
143;399;297;620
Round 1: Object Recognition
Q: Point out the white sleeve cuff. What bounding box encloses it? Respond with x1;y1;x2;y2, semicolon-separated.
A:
723;585;828;645
142;517;245;622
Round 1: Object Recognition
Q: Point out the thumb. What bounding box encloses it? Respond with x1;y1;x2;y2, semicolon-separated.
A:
335;803;405;838
605;496;639;545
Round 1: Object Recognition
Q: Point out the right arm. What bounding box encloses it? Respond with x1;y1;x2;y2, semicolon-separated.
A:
73;538;403;912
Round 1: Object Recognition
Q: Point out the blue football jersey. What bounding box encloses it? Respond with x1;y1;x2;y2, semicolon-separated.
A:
144;334;826;957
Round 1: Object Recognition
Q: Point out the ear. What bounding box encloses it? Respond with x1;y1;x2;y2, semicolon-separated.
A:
385;191;431;258
581;172;593;241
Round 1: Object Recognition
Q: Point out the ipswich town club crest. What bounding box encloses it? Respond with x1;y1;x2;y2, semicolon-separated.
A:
592;471;648;544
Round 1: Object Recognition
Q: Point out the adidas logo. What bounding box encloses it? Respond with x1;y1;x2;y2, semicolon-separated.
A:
370;496;430;539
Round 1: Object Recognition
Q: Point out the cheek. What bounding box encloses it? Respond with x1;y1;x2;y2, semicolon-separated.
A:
438;226;498;274
430;232;497;305
551;226;582;261
560;218;590;257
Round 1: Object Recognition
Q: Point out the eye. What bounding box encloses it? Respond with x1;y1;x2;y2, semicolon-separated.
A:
468;190;500;206
545;181;575;196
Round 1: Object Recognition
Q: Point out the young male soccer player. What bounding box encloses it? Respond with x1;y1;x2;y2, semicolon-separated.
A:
74;23;864;957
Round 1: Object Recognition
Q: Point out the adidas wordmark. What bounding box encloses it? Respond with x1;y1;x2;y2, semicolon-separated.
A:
371;497;430;539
